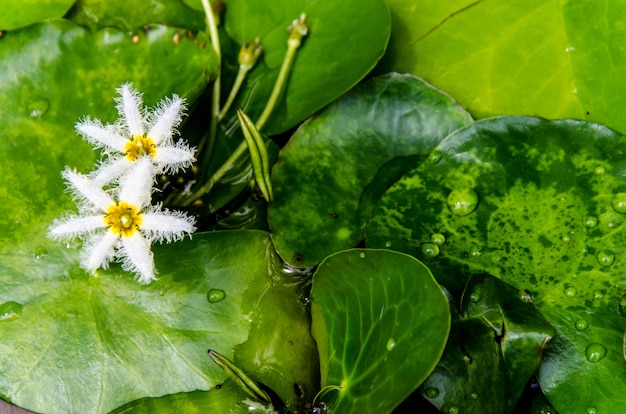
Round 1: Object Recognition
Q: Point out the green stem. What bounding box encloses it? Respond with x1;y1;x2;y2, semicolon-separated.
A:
218;67;248;121
200;0;222;175
180;141;248;207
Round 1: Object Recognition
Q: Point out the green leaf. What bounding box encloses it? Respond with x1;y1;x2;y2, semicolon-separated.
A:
109;380;262;414
378;0;626;134
268;73;472;267
0;19;216;250
0;0;74;30
310;249;450;413
420;274;554;414
0;20;314;414
366;116;626;413
67;0;206;31
218;0;391;134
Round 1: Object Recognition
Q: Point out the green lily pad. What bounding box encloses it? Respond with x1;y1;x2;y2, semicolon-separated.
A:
268;73;472;267
378;0;626;134
311;249;450;413
420;274;554;413
0;0;74;31
215;0;392;135
109;381;259;414
0;20;314;414
67;0;206;31
366;116;626;413
0;19;216;250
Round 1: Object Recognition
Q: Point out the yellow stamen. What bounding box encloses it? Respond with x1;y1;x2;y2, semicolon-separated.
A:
125;134;156;161
104;201;143;237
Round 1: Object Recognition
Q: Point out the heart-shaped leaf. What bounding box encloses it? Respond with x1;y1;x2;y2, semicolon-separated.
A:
269;73;473;267
311;249;450;413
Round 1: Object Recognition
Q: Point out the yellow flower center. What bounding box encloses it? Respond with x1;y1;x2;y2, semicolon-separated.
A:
125;134;156;161
104;201;143;237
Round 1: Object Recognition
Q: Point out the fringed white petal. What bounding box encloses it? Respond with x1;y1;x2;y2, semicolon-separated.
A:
83;230;118;272
62;168;114;211
153;142;196;174
120;233;156;284
75;118;127;152
117;83;145;137
141;209;196;243
148;95;186;146
118;157;155;208
91;156;132;187
48;214;107;240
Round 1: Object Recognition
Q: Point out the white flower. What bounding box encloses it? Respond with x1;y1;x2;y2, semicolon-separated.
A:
75;83;196;186
49;157;196;284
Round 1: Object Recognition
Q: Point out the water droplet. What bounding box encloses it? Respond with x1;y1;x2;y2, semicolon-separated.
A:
619;294;626;317
428;150;442;164
585;343;607;363
562;234;571;242
586;407;598;414
564;286;577;297
206;289;225;303
595;166;605;175
470;392;478;400
584;215;599;228
519;289;533;303
0;301;22;322
575;319;589;331
386;338;396;351
469;292;481;303
447;188;479;216
596;250;615;267
384;241;392;248
27;99;50;118
593;290;604;300
424;387;439;398
612;193;626;213
448;406;459;414
359;252;366;259
471;249;482;257
421;242;440;258
34;245;47;259
431;233;446;245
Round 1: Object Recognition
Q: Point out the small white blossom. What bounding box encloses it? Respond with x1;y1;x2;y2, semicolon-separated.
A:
49;157;196;284
75;83;196;186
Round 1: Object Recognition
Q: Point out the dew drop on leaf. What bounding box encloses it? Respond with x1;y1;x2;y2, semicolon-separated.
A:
596;249;615;267
431;233;446;245
564;286;577;297
27;99;50;118
612;192;626;213
586;407;598;414
447;188;478;216
206;289;225;303
421;242;440;257
575;319;589;331
585;343;607;363
386;338;396;351
584;215;599;228
428;150;442;164
0;301;23;322
424;387;439;398
448;406;459;414
359;252;366;259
